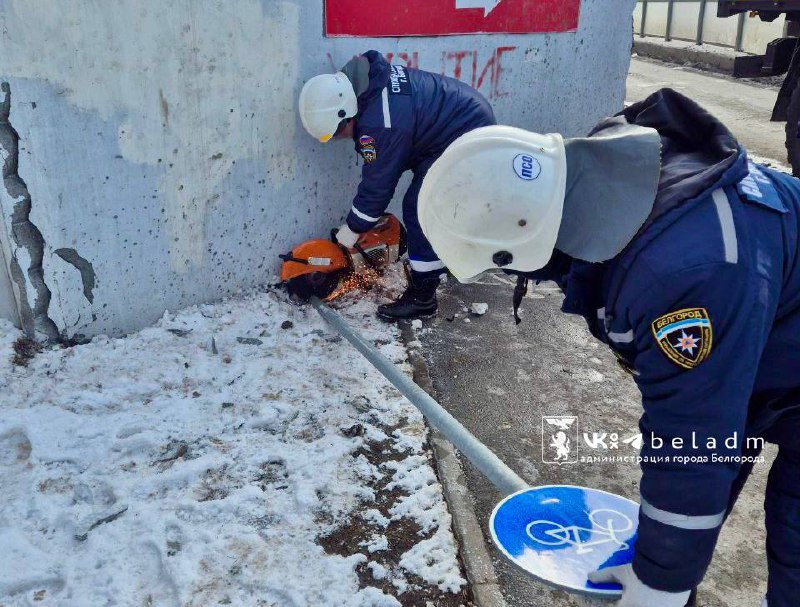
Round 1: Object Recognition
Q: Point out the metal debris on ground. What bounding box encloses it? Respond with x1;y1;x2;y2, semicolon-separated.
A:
167;328;192;337
74;506;129;542
470;303;489;316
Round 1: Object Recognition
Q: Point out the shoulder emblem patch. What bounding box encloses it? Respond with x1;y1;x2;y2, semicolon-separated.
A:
651;307;713;369
388;64;412;95
359;135;377;164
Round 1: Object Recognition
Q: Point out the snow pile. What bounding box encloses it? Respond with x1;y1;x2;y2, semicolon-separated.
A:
0;280;465;606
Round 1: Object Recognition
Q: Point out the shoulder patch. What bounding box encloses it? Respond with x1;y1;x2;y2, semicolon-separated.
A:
359;135;377;164
736;162;788;213
388;64;411;96
651;307;713;369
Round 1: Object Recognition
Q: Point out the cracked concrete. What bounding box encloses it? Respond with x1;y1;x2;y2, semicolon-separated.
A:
0;82;58;339
54;248;96;304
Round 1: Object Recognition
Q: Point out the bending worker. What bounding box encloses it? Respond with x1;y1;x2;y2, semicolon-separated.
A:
417;89;800;607
298;51;496;321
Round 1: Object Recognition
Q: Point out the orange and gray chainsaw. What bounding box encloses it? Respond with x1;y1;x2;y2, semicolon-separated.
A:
279;214;406;300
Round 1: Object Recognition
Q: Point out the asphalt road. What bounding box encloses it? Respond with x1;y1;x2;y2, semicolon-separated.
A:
419;57;780;607
627;56;786;163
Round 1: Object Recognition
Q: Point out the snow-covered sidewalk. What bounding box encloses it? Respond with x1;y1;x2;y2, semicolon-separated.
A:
0;275;467;606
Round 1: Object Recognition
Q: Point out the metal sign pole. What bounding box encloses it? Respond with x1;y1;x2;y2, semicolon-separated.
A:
310;298;638;599
311;297;529;497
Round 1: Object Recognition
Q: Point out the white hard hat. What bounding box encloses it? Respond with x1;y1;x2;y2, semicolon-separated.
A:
418;126;567;282
299;72;358;143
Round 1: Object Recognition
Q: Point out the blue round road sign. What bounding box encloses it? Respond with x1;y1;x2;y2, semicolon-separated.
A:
490;485;639;598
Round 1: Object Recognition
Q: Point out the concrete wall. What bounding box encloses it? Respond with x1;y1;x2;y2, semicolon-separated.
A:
0;0;636;339
633;2;786;55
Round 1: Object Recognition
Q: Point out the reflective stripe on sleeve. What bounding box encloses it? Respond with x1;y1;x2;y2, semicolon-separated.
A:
641;498;726;530
711;188;738;264
382;88;392;128
350;206;380;223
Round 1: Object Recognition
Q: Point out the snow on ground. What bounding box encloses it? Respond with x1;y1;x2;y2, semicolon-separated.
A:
0;267;467;607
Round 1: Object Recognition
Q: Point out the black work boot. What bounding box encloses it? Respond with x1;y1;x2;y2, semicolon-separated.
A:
377;272;440;322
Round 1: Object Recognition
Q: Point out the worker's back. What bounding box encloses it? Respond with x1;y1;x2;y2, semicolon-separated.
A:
406;66;495;164
354;51;495;171
345;51;496;237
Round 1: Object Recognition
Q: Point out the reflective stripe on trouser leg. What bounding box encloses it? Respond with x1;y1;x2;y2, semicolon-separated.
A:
765;448;800;607
409;259;445;273
403;168;445;279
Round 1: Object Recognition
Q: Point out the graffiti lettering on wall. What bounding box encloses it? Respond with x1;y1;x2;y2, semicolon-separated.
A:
327;47;517;99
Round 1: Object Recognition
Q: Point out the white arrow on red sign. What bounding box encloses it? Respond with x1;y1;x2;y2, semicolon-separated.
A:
455;0;502;17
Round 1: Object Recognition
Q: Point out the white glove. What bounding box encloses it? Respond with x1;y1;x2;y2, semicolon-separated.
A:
335;224;361;248
588;564;691;607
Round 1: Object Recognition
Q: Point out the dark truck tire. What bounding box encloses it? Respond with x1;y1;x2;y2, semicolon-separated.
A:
786;77;800;176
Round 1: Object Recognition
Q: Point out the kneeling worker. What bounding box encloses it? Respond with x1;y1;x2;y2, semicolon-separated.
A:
418;89;800;607
299;51;496;320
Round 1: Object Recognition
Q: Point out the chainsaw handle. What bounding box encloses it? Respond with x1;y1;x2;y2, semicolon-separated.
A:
279;253;309;265
331;227;362;250
331;228;378;269
332;213;390;244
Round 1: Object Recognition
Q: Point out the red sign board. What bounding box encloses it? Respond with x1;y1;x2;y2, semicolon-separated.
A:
325;0;580;37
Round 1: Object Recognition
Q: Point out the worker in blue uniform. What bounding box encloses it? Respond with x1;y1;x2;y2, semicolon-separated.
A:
299;51;496;320
417;88;800;607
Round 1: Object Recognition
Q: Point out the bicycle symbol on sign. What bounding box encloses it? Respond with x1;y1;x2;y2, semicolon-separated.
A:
525;509;634;555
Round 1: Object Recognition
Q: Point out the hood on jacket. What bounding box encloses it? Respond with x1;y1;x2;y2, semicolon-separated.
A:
340;50;391;116
613;87;748;231
554;88;750;265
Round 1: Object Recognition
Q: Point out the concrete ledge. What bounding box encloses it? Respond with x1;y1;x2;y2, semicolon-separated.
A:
401;323;508;607
633;37;751;73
